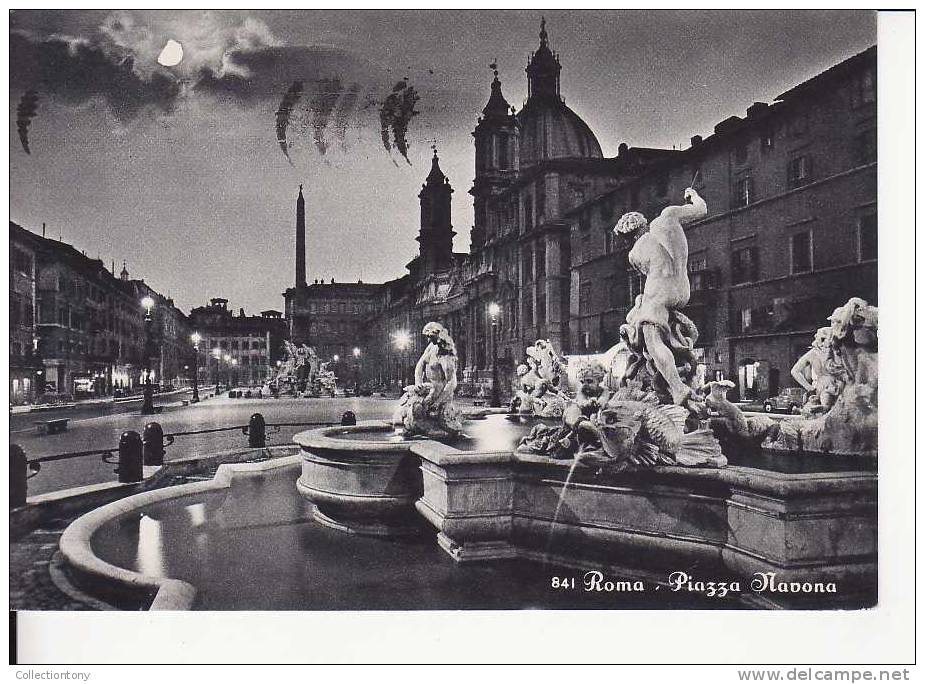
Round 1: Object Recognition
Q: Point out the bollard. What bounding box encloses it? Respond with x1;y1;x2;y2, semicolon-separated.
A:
340;410;357;426
11;444;27;508
142;422;166;466
117;430;144;483
243;413;266;447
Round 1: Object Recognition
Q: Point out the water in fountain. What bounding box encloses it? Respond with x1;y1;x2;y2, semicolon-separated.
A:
543;457;580;564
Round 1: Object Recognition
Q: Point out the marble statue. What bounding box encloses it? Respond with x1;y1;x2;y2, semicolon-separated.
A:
509;339;568;417
518;367;725;471
266;342;326;397
393;322;464;438
790;327;846;415
767;297;878;456
516;188;727;471
704;379;780;446
615;187;707;414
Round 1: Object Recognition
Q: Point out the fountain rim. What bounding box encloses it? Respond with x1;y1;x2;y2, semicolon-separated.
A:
293;420;877;495
58;456;304;611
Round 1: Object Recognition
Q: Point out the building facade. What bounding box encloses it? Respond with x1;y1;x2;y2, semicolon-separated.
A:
188;298;287;388
561;46;877;399
10;227;38;404
281;24;876;401
9;222;194;401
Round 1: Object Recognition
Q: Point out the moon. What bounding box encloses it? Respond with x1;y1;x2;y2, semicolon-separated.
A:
157;39;184;67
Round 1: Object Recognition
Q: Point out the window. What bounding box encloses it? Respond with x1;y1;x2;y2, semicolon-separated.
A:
498;134;510;170
734;144;748;164
790;231;812;273
850;68;876;107
688;255;707;273
760;129;774;153
731;247;760;284
579;282;593;316
740;308;753;332
854;129;876;166
789;114;808;137
654;174;668;197
536;183;546;219
787;156;812;189
732;177;753;208
535;242;546;278
579;210;590;232
524;195;533;231
858;213;877;261
536;291;546;325
522;297;533;327
522;248;533;283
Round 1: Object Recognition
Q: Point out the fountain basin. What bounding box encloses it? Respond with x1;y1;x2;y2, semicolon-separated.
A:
294;423;425;536
294;414;877;608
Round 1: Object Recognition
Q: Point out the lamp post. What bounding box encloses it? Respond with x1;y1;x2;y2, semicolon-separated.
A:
352;347;362;393
392;330;410;388
488;302;501;408
140;296;156;414
190;332;201;403
223;354;232;390
231;358;238;387
212;347;222;392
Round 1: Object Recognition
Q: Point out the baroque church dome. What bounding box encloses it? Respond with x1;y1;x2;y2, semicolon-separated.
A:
516;19;603;167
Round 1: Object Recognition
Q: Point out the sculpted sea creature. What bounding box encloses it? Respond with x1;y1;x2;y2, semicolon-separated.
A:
518;381;725;470
704;380;780;444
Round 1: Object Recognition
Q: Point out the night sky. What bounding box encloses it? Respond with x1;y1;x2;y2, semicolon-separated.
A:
9;10;876;315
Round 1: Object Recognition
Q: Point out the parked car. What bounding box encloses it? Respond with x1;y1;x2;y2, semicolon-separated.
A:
763;387;807;414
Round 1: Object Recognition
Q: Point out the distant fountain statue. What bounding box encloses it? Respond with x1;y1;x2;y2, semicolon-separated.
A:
393;322;464;438
267;342;324;397
509;339;568;417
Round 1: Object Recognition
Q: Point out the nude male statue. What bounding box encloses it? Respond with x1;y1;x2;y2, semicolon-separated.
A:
615;187;707;411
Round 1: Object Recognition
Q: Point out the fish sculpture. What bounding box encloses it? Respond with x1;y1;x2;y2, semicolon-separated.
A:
518;383;726;470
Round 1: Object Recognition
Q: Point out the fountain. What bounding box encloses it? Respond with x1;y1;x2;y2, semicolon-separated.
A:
265;342;335;397
57;188;877;610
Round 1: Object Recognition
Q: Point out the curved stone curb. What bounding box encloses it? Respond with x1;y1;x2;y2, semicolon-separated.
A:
58;455;303;611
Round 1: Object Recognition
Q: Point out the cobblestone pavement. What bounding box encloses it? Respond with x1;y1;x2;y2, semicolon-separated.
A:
10;517;93;611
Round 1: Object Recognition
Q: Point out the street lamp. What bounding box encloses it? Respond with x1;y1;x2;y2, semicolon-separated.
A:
392;330;411;387
190;332;202;403
352;347;362;392
488;302;501;408
140;296;156;414
223;354;232;390
231;358;238;388
212;347;222;392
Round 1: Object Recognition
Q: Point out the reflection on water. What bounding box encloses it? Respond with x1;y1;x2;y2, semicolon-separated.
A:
94;505;742;611
136;515;165;577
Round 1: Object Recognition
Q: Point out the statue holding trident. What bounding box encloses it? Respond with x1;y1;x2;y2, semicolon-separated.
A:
614;187;707;414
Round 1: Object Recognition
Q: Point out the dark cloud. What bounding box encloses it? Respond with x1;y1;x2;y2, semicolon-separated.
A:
193;45;384;103
10;31;181;122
